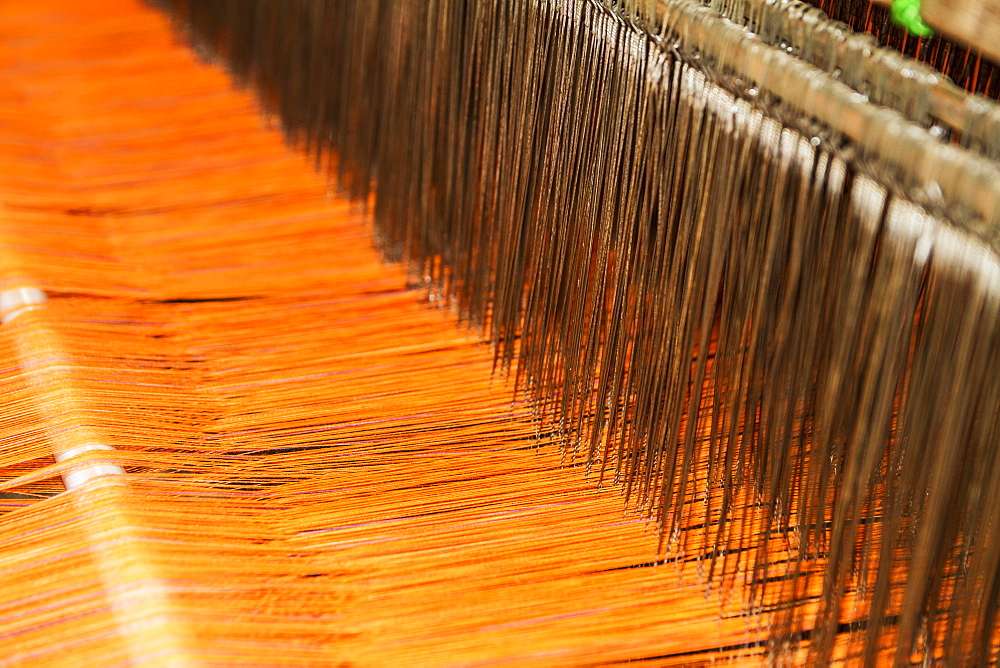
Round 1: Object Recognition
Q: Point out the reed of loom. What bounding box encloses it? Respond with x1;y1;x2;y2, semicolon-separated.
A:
0;0;998;665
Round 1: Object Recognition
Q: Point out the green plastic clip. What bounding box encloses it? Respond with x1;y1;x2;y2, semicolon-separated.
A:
890;0;935;37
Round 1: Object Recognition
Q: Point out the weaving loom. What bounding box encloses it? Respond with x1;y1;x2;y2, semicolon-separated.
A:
1;0;999;665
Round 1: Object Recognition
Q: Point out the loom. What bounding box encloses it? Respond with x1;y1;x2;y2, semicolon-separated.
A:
1;0;998;665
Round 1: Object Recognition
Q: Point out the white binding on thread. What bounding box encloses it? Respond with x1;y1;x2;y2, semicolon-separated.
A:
0;286;126;490
55;443;126;490
1;286;47;324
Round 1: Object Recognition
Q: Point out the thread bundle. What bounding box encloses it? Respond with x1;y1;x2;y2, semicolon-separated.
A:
1;0;999;664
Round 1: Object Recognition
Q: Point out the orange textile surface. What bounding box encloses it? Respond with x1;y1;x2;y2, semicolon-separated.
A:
0;0;773;664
